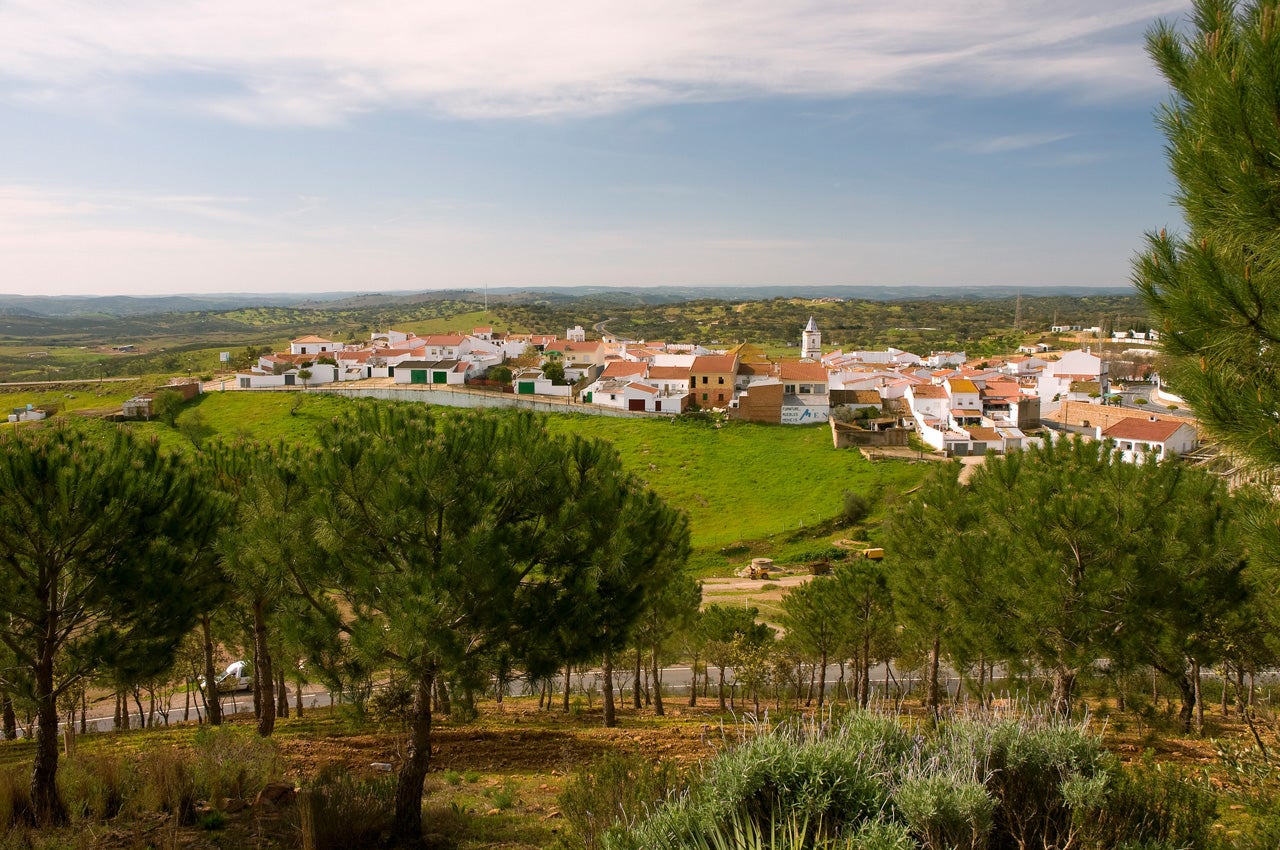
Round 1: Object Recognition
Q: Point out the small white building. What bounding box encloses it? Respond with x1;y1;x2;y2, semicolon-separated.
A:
1100;417;1198;463
393;360;468;386
290;335;341;356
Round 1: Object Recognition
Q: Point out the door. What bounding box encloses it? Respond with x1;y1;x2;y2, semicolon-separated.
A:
410;370;428;384
433;371;448;384
628;398;645;411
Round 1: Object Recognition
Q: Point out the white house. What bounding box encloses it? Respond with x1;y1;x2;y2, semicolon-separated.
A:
290;335;341;356
393;360;468;386
1100;417;1198;463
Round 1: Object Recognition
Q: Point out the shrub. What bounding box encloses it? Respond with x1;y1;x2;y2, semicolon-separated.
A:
893;775;993;850
191;725;279;805
615;711;1216;850
841;491;872;525
298;764;396;850
133;749;198;825
0;765;33;829
558;752;686;850
59;755;130;821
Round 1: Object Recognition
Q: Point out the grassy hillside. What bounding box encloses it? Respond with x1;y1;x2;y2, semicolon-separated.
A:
91;392;927;574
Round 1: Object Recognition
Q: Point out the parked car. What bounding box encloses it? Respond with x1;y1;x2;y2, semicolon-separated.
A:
200;661;254;693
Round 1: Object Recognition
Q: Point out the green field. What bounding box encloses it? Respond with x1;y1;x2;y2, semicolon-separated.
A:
86;392;927;573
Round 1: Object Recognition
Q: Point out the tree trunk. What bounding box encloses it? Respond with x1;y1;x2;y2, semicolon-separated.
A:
602;646;617;728
277;668;289;719
132;687;146;729
861;634;873;709
1051;667;1076;717
390;671;435;844
31;659;66;825
1174;671;1195;734
563;661;572;712
688;653;698;707
1193;659;1203;734
632;649;642;710
926;635;942;720
436;679;452;716
201;615;222;726
296;680;304;718
651;645;664;717
79;691;87;735
253;601;276;737
2;694;16;740
977;655;987;707
717;666;727;710
817;650;829;708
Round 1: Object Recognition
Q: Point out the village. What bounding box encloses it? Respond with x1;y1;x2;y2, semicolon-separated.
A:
178;316;1200;462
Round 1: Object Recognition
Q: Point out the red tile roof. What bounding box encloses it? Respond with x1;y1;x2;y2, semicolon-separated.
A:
691;354;738;373
647;366;689;380
1102;417;1189;443
912;385;948;398
779;361;828;381
601;361;648;378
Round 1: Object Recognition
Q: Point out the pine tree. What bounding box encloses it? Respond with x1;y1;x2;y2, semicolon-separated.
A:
0;424;220;824
1136;0;1280;467
297;402;689;842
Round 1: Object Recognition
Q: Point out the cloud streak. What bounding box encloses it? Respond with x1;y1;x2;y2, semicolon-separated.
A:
0;1;1189;124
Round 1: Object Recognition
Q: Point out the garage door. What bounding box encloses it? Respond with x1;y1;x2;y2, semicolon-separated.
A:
628;399;645;411
433;371;448;384
410;370;428;384
518;382;535;395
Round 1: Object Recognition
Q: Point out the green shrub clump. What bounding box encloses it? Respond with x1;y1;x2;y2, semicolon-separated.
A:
597;711;1217;850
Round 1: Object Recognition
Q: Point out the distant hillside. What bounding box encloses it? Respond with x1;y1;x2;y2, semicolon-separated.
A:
2;284;1131;318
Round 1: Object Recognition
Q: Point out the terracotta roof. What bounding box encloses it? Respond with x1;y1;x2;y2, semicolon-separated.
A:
779;360;828;381
852;390;881;405
647;366;689;380
948;378;979;394
601;361;648;378
627;382;658;394
291;335;335;344
967;427;1002;442
691;354;738;373
423;334;465;346
912;385;948;399
1102;417;1189;443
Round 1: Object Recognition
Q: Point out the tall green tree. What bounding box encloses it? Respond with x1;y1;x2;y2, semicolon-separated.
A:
0;425;219;824
779;578;843;708
884;462;988;719
972;437;1240;717
1136;0;1280;468
830;560;896;708
297;402;686;842
698;604;774;710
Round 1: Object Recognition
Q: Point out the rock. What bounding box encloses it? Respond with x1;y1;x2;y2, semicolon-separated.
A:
370;761;393;772
254;782;298;809
223;797;248;814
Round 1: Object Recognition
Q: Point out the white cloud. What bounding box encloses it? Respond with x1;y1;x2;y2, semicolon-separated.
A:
0;0;1190;124
960;132;1075;154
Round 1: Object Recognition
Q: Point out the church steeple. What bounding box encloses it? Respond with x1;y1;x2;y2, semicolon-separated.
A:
801;316;821;360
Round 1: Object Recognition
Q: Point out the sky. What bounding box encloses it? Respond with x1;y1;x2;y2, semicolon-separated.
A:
0;1;1193;297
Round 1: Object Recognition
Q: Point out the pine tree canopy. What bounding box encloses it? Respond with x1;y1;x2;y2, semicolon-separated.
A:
1136;0;1280;468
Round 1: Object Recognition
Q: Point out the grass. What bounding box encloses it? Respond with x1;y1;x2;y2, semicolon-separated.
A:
541;414;926;567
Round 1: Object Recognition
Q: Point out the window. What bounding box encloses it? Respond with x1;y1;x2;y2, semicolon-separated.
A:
702;376;708;384
785;384;796;394
717;377;724;384
702;393;708;401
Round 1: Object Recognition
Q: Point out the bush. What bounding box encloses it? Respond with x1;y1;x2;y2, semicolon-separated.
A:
0;765;33;829
558;752;686;850
614;712;1217;850
133;749;197;825
841;491;872;525
298;764;396;850
191;725;279;805
59;755;130;821
893;775;993;850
